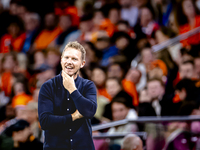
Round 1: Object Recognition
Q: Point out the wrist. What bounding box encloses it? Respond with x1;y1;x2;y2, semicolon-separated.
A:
71;113;76;121
71;112;79;121
69;86;77;94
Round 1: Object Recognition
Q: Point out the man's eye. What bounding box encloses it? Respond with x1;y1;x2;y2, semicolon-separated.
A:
73;58;77;60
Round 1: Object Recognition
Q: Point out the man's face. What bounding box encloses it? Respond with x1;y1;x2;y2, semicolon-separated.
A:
179;63;194;79
8;23;20;38
14;82;24;96
117;23;129;32
93;11;104;26
116;37;129;50
141;48;153;65
61;48;85;78
107;64;123;79
13;127;31;143
24;14;39;32
106;79;121;98
44;13;56;30
79;20;93;33
59;15;71;31
182;0;195;18
47;51;60;68
147;80;164;100
109;8;120;24
175;89;186;101
91;68;106;87
112;102;129;121
3;55;16;71
26;109;37;124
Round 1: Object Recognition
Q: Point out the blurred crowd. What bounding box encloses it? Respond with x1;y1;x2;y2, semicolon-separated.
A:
0;0;200;149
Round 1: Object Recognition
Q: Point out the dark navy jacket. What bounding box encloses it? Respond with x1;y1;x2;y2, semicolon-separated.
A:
38;74;97;150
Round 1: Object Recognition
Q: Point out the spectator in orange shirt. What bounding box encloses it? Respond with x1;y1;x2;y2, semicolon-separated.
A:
0;52;19;96
55;14;78;46
122;68;141;107
106;62;139;106
140;46;168;76
93;8;116;37
107;62;127;80
175;0;200;47
11;78;32;108
103;77;134;120
54;0;79;27
107;4;121;26
22;13;40;53
91;67;111;101
0;16;26;53
34;12;62;50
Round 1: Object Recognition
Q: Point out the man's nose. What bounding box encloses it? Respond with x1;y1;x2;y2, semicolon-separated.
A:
66;58;72;64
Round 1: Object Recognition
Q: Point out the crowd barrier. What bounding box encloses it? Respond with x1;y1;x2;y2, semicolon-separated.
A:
92;116;200;131
92;132;147;139
131;26;200;68
152;26;200;52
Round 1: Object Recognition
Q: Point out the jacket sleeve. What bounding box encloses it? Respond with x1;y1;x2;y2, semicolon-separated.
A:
38;81;72;130
70;80;97;119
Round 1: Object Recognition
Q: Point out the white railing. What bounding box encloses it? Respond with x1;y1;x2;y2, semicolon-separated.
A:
92;132;147;139
152;26;200;52
92;115;200;131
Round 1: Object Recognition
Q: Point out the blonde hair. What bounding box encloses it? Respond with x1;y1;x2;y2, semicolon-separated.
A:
62;41;86;61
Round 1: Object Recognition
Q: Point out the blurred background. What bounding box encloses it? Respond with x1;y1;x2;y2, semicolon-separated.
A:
0;0;200;149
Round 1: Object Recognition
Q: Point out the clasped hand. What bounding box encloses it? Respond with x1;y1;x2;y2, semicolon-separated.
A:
62;71;77;94
71;109;83;121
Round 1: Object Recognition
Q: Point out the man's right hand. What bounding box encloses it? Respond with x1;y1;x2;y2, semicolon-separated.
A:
71;109;83;121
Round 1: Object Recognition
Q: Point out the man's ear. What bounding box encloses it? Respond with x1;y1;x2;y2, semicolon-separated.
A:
81;60;86;68
60;57;63;64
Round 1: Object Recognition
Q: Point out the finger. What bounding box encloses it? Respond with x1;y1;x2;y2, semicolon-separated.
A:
63;75;68;82
62;73;69;82
62;70;68;77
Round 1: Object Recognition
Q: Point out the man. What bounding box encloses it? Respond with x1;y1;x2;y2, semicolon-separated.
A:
34;12;62;50
121;134;143;150
22;12;40;53
107;97;137;147
38;41;97;150
179;60;195;79
138;78;176;116
0;119;43;150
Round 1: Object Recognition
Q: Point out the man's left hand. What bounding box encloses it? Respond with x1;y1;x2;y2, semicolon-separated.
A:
62;71;77;94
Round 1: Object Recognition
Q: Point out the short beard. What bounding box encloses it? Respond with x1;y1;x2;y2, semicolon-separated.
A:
70;69;79;77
